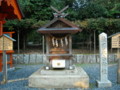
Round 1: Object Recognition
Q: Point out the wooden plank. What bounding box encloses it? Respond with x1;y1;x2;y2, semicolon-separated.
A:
69;36;72;54
112;37;120;48
46;36;49;54
9;54;13;67
112;35;120;48
50;6;60;13
42;35;45;55
60;6;69;13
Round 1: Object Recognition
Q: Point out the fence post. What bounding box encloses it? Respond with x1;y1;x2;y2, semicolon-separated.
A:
2;51;7;84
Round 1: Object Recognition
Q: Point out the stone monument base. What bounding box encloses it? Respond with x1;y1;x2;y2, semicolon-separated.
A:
97;80;112;88
28;66;89;88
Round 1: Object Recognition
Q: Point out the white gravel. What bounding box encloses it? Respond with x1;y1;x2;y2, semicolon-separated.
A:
0;63;120;90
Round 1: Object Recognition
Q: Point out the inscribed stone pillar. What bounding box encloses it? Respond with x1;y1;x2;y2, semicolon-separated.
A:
97;32;112;88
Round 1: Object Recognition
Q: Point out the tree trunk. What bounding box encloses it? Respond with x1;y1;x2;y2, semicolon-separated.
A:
17;30;20;54
43;35;45;54
89;34;92;53
94;30;96;54
82;39;84;53
23;36;26;52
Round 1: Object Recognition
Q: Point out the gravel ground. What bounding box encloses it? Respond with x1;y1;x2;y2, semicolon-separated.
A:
0;63;120;90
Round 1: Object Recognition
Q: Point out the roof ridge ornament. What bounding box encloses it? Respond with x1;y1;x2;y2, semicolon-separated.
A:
50;6;69;18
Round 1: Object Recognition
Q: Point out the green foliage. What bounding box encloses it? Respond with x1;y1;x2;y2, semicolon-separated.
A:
109;3;120;18
73;18;120;44
4;19;36;31
74;18;120;33
78;3;108;19
19;0;52;20
27;30;42;43
4;0;120;50
32;20;49;28
51;0;75;9
51;0;66;10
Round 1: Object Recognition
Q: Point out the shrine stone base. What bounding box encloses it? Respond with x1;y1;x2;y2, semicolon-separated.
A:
97;80;112;88
28;66;89;88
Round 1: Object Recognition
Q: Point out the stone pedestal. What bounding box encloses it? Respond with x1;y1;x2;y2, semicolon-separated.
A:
97;80;112;88
29;66;89;88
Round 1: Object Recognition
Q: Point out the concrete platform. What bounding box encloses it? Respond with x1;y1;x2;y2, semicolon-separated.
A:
28;66;89;88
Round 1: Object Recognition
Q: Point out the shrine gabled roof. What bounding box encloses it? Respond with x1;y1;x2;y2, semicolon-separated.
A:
38;17;82;34
108;32;120;38
43;18;79;28
0;0;24;19
0;34;16;41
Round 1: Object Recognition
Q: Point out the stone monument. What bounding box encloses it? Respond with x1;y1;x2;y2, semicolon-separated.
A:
97;32;112;87
28;6;89;88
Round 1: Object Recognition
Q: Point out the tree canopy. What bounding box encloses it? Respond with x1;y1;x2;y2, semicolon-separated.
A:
3;0;120;50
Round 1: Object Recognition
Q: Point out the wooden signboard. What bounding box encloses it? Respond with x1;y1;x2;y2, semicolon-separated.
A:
0;35;14;50
112;34;120;48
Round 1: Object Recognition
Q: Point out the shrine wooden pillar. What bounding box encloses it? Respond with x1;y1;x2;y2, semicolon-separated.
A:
0;13;7;35
69;36;72;54
0;20;4;71
0;21;3;35
0;54;2;71
0;20;6;35
9;53;13;67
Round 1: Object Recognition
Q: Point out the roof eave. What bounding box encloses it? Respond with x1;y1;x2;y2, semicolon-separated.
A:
108;32;120;38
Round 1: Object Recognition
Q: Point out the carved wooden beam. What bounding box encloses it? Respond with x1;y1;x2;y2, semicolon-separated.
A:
50;6;60;13
60;6;69;13
51;6;69;17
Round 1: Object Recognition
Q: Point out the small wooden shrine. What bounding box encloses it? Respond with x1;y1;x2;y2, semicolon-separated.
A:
0;0;23;71
29;6;89;88
38;6;82;69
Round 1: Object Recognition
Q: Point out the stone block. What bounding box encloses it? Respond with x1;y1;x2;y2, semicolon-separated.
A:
78;54;84;63
90;55;96;63
84;55;89;63
36;54;43;63
96;55;100;63
14;54;24;64
23;54;29;64
108;54;115;63
30;54;36;64
29;66;89;88
97;80;112;88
